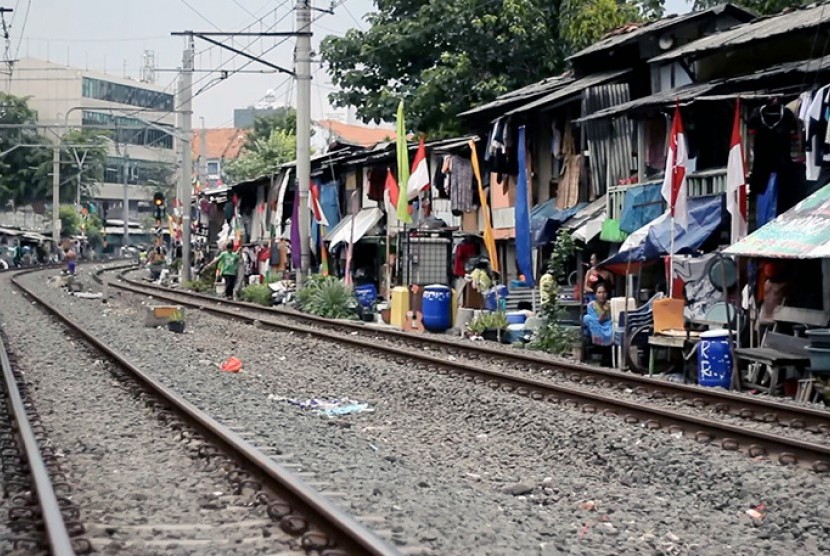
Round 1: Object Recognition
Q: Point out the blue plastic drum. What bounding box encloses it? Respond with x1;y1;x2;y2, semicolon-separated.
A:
697;330;732;388
422;284;452;332
354;284;378;309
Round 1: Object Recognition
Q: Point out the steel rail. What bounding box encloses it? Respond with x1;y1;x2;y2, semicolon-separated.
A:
106;273;830;472
12;271;400;556
0;329;75;555
113;271;830;435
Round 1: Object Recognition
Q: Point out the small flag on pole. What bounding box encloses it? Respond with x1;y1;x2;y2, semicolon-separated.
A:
395;100;412;223
661;102;689;230
406;136;430;200
726;97;748;242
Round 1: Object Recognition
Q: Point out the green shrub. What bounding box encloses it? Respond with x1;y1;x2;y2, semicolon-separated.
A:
184;268;215;292
529;229;579;355
295;275;357;319
240;283;273;306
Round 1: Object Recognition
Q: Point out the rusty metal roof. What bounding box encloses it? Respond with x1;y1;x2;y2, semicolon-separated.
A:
578;52;830;122
568;3;755;61
504;70;630;116
651;2;830;63
458;74;574;117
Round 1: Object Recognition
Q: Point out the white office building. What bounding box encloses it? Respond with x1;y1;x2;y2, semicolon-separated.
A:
9;58;178;223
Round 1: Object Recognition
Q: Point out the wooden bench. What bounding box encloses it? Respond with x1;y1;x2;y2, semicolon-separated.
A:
734;331;810;394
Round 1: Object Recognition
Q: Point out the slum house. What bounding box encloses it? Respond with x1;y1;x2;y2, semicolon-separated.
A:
456;3;755;295
585;3;830;312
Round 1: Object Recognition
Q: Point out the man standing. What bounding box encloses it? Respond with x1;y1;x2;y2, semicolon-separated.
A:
209;242;241;300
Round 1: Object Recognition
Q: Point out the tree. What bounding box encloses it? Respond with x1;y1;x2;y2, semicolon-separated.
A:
530;229;579;356
691;0;808;14
249;107;300;144
224;129;296;183
58;205;82;238
0;93;51;206
320;1;662;135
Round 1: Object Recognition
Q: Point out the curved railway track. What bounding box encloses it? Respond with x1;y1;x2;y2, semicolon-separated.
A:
103;267;830;473
7;267;400;556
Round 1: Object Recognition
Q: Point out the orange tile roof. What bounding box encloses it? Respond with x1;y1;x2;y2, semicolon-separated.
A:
315;119;396;148
192;128;248;160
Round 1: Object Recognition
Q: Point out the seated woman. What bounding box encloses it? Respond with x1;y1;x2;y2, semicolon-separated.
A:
583;283;613;346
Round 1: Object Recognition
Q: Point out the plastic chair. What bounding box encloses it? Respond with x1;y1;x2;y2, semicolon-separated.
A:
620;292;665;372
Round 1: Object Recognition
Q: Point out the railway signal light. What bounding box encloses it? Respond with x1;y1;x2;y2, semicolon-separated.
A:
153;192;165;221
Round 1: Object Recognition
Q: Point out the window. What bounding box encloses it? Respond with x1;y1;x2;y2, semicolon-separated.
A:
83;111;173;149
206;160;220;177
105;157;173;186
82;77;174;112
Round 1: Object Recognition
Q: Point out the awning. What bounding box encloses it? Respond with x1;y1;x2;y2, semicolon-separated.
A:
325;208;384;250
724;183;830;259
505;70;630;116
564;196;606;243
602;195;725;274
531;198;585;247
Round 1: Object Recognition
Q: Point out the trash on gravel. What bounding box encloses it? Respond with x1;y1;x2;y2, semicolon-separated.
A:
220;357;243;373
746;503;766;520
71;292;103;299
579;500;599;511
268;395;373;417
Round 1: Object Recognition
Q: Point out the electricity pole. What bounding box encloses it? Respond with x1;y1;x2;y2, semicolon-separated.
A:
51;144;60;246
296;0;311;285
122;152;130;245
178;34;194;283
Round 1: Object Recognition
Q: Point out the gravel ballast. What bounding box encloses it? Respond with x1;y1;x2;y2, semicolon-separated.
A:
8;266;830;555
0;271;297;555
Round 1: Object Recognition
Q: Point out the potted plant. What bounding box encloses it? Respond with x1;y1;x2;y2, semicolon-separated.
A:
469;311;509;342
167;308;186;333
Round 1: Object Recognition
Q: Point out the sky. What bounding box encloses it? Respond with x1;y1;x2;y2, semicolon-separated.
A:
12;0;691;128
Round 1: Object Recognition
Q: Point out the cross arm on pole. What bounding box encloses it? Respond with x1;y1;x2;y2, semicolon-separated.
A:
190;33;296;77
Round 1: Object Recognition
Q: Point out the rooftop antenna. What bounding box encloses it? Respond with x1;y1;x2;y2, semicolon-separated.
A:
140;50;156;84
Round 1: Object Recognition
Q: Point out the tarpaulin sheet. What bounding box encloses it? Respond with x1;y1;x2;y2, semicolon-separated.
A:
602;195;724;274
515;126;534;286
531;198;585;247
724;182;830;258
620;182;664;233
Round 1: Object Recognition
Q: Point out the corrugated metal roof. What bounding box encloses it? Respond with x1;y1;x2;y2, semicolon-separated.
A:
457;74;574;117
568;3;754;61
504;70;630;116
651;2;830;63
579;52;830;122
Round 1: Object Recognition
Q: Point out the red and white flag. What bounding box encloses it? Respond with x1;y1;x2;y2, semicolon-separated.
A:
384;168;399;213
308;183;329;227
726;98;748;242
661;102;689;229
406;136;430;200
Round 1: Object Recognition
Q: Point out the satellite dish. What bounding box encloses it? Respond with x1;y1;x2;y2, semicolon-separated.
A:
658;34;675;51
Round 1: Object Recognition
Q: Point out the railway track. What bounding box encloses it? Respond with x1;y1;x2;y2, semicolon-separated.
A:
6;267;400;556
104;267;830;473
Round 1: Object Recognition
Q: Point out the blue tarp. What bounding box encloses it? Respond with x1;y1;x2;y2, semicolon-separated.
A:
311;180;341;252
619;182;664;234
603;194;725;273
515;126;534;286
531;198;585;246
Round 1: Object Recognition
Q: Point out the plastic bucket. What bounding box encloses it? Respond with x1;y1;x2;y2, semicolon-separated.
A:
806;329;830;350
806;346;830;371
697;330;732;388
506;311;527;325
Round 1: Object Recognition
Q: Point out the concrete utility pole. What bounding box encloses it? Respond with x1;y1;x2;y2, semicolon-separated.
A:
199;117;207;187
178;34;194;283
122;152;130;245
51;144;60;246
295;0;312;285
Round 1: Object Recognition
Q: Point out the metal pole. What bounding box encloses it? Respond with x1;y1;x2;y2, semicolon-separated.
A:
180;34;194;283
51;144;60;246
199;117;207;186
122;153;130;245
295;0;311;285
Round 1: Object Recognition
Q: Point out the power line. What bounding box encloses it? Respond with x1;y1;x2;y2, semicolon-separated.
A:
178;0;222;31
12;0;30;61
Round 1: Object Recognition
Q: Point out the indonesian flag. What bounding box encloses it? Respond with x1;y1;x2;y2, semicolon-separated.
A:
726;97;748;242
661;102;689;229
406;136;429;200
384;168;399;213
308;182;329;227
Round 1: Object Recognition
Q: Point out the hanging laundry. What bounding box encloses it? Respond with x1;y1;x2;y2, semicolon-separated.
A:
449;155;475;215
748;102;806;215
366;166;386;201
